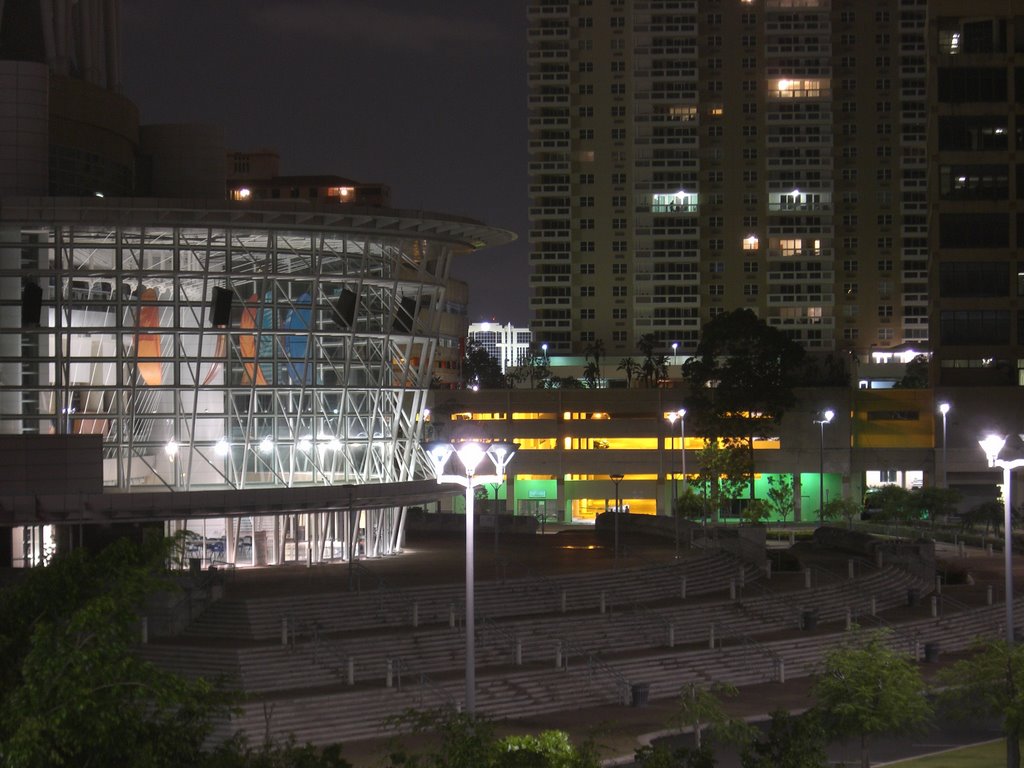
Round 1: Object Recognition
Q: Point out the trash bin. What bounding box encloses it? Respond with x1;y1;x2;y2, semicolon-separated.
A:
924;642;940;663
631;683;650;707
189;557;202;576
801;610;818;631
907;589;920;608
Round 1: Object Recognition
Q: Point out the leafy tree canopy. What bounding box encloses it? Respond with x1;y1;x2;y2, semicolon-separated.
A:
463;339;505;389
812;631;931;768
682;309;805;436
0;536;233;767
740;710;828;768
936;639;1024;768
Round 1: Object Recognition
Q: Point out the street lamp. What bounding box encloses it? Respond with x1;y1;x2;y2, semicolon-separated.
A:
938;402;951;488
978;433;1022;768
978;434;1021;646
814;409;834;517
666;408;686;557
424;439;517;714
610;473;624;565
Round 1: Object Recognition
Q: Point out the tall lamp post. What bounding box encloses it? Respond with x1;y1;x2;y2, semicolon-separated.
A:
666;408;686;557
938;402;951;488
978;433;1022;768
610;473;624;565
424;439;517;715
814;409;834;517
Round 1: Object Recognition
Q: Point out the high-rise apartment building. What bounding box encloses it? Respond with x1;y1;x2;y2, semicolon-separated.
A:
528;0;929;359
928;2;1024;386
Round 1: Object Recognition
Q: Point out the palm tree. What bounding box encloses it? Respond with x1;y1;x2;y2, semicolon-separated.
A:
584;337;606;381
617;357;639;388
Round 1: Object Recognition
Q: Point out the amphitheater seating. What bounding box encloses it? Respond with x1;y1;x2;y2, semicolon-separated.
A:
136;548;1012;748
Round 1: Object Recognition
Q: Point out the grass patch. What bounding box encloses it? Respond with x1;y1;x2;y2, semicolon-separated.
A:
883;739;1006;767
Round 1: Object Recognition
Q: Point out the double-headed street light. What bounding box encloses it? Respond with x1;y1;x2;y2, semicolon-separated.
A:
424;439;517;715
666;408;687;557
814;409;835;517
978;434;1021;647
978;433;1022;768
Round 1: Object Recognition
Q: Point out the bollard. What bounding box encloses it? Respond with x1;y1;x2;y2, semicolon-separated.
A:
555;641;563;669
845;608;852;631
281;618;289;647
730;579;737;600
960;541;966;557
848;559;855;580
600;591;607;614
386;659;393;688
515;638;523;666
681;576;688;600
668;623;675;648
914;641;921;662
804;568;812;589
778;659;786;684
449;603;456;629
936;576;942;595
789;531;795;546
709;625;716;649
988;585;994;605
931;596;938;618
412;602;419;628
141;616;149;644
987;543;994;556
871;596;877;616
765;560;772;580
738;564;746;588
347;657;355;685
561;589;567;614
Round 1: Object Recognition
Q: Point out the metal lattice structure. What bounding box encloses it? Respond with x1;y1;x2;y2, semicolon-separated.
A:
0;199;513;565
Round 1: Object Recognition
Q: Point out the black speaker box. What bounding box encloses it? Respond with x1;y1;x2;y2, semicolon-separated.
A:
211;287;233;326
22;282;42;326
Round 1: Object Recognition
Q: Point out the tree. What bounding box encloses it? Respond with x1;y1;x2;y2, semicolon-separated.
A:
583;338;606;387
384;709;599;768
682;309;805;429
812;631;932;768
670;682;753;750
695;438;753;524
742;499;770;526
675;486;705;523
821;498;862;529
740;710;828;768
682;310;805;497
765;475;795;524
617;357;640;388
863;485;917;527
638;334;668;388
960;499;1004;537
510;344;550;389
893;354;929;389
0;536;235;767
634;743;716;768
463;339;506;389
936;639;1024;768
907;487;961;525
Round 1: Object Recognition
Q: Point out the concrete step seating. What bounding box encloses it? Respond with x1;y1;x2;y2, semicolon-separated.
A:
181;552;758;643
206;599;1017;747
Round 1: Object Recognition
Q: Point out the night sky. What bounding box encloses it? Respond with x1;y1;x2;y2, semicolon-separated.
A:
120;0;530;324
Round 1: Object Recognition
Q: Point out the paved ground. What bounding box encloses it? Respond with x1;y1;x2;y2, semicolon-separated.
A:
211;524;1018;766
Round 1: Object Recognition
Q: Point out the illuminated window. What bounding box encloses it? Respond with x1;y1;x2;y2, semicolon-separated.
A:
770;78;827;99
326;186;355;201
231;187;252;201
512;412;557;420
743;235;759;251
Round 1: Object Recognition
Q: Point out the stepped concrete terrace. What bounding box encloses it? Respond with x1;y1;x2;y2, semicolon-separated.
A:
135;526;1018;765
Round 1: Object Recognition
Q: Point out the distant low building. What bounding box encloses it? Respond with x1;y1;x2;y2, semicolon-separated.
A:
468;322;532;373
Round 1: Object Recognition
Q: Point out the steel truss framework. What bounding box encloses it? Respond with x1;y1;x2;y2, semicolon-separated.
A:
0;200;514;566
